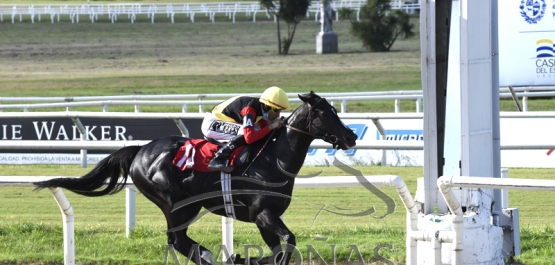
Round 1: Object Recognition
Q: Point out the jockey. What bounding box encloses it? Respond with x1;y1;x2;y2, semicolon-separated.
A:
201;86;289;172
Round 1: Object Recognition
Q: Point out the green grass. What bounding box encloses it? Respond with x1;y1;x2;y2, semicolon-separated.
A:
1;165;555;264
0;17;429;113
0;165;414;264
1;17;552;112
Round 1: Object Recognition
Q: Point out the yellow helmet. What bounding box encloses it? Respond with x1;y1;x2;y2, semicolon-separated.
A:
260;86;289;110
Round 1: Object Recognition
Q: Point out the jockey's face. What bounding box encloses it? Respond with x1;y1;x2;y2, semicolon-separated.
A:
268;107;281;121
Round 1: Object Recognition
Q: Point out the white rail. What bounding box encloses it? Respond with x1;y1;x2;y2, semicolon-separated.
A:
0;1;422;24
0;176;75;265
0;111;554;168
1;87;553;113
0;88;550;101
0;175;416;265
0;96;424;114
0;91;423;103
49;187;75;265
0;91;425;114
2;140;555;151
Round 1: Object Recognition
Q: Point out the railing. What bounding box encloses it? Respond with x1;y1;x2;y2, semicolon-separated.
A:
1;111;554;168
1;87;554;113
0;91;425;113
0;0;421;24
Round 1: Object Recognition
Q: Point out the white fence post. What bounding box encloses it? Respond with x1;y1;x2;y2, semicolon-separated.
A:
222;217;233;260
126;187;136;237
49;187;75;265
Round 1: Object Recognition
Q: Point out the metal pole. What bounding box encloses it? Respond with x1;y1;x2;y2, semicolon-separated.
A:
491;0;502;227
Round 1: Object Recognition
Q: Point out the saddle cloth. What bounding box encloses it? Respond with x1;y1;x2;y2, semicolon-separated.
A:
172;139;245;172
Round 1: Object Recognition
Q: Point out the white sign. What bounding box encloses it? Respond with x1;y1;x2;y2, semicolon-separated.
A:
499;0;555;86
0;153;108;165
304;119;425;167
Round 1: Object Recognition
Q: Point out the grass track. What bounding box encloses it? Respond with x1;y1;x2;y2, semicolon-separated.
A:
1;166;555;264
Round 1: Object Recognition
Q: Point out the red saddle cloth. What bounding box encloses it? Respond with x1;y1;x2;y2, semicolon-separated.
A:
172;139;244;172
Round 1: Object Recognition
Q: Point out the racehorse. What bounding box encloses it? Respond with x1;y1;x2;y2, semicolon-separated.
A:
34;91;357;265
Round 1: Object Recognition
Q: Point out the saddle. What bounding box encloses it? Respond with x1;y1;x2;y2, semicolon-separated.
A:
172;138;251;172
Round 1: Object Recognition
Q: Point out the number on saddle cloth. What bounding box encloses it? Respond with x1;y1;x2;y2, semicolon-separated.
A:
172;138;251;171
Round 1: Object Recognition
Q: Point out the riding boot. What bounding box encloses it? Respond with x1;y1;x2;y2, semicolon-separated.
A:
207;135;246;172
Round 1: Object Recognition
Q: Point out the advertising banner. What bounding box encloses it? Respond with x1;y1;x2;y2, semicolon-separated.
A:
499;0;555;86
304;119;425;167
305;118;555;168
1;116;554;168
0;117;203;164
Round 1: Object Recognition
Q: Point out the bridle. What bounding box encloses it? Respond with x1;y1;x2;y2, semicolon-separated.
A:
246;97;341;177
285;98;340;148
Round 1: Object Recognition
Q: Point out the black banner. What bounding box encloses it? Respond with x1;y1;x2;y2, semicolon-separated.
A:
1;117;204;153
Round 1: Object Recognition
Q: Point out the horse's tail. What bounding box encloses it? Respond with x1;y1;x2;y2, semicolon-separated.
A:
34;145;143;197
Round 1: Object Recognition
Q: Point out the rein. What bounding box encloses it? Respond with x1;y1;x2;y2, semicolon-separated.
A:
240;129;276;177
285;124;316;137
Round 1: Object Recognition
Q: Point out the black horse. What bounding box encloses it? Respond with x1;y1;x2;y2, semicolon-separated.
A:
34;91;357;265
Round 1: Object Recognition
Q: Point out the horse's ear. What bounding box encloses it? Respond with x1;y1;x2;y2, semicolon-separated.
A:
298;93;309;103
298;91;321;104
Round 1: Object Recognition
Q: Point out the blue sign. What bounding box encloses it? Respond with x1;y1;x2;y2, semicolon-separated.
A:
376;129;423;141
307;124;368;157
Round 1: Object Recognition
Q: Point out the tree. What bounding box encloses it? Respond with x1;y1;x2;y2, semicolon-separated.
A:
350;0;415;52
260;0;311;55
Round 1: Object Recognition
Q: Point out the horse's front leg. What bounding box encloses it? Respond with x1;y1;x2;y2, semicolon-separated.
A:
254;209;296;265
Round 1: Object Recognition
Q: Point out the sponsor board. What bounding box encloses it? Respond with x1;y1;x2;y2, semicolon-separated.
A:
305;117;555;168
499;0;555;86
304;119;425;167
1;117;554;168
0;117;203;164
0;118;203;141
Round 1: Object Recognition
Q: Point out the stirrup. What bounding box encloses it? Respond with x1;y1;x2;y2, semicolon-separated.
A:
208;164;234;172
208;158;233;172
